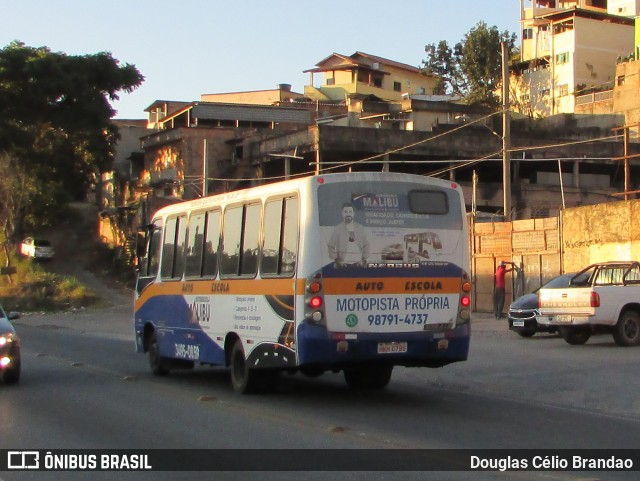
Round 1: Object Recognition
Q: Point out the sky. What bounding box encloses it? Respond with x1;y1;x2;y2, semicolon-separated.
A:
1;1;521;120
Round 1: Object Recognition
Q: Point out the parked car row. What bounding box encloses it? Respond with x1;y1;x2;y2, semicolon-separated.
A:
507;262;640;347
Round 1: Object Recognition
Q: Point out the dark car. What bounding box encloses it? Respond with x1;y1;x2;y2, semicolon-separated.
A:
508;273;574;338
0;304;21;384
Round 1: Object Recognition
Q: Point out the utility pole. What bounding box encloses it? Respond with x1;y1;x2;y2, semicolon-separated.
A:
202;139;209;197
502;41;511;220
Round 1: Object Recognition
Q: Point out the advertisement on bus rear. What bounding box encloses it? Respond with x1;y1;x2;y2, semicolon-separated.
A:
317;181;465;332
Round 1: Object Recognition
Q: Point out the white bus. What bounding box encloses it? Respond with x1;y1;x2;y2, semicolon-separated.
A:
134;172;472;393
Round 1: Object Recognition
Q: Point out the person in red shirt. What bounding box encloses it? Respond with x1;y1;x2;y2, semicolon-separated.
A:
494;261;515;318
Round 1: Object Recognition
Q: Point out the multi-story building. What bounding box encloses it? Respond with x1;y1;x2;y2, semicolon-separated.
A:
102;44;640;262
303;51;438;102
513;0;635;117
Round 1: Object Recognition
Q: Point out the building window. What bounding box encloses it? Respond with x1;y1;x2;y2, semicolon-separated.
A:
326;78;335;86
393;81;402;92
617;75;626;86
523;28;533;40
541;88;550;98
558;84;569;97
555;52;570;65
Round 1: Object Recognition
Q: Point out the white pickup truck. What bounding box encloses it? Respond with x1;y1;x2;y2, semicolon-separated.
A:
536;261;640;346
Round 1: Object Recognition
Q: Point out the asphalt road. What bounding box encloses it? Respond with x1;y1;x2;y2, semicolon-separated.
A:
2;284;640;481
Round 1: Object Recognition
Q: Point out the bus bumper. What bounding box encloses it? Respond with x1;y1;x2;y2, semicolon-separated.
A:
297;323;470;368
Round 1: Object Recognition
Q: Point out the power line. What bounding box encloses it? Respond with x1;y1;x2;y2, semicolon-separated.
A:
194;112;628;184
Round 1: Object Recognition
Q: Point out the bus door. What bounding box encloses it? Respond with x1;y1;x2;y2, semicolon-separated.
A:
136;220;162;296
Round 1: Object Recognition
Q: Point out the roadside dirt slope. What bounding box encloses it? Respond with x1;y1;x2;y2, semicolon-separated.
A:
41;202;132;308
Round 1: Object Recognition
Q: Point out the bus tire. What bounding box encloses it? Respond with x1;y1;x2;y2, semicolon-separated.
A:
613;310;640;347
230;339;262;394
344;365;393;390
149;331;170;376
559;326;591;345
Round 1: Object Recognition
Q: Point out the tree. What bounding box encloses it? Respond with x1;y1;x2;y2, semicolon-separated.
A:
421;22;517;107
0;41;143;241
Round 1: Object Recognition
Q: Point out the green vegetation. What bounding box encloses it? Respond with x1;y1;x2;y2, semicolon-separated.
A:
0;41;144;244
421;21;518;107
0;253;98;311
0;41;143;310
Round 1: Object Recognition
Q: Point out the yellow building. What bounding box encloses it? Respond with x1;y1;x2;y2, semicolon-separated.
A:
513;0;635;117
303;51;438;102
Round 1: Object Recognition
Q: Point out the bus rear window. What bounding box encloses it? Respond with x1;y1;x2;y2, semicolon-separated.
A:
409;190;448;215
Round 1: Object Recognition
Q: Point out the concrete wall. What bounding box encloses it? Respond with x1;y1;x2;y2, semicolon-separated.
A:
471;217;560;312
574;16;634;86
200;88;305;105
561;199;640;271
472;198;640;312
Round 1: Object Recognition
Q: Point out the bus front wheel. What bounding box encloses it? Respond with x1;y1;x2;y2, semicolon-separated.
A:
344;365;393;390
149;331;170;376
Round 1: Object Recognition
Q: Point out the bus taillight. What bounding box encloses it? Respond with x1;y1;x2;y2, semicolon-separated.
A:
305;270;326;325
310;296;323;308
457;272;472;324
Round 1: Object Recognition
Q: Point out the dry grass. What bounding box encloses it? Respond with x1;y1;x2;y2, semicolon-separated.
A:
0;254;98;312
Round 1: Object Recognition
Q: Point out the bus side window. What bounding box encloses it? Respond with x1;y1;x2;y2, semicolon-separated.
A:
203;210;221;277
262;196;298;277
185;212;206;278
281;197;298;273
146;222;163;277
161;215;187;280
262;199;283;275
174;215;187;278
220;206;243;276
241;203;261;276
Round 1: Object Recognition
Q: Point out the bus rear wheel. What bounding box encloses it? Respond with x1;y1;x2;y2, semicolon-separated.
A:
344;365;393;390
230;339;279;394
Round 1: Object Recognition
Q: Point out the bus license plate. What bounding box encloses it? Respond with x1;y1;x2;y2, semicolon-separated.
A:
377;342;407;354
